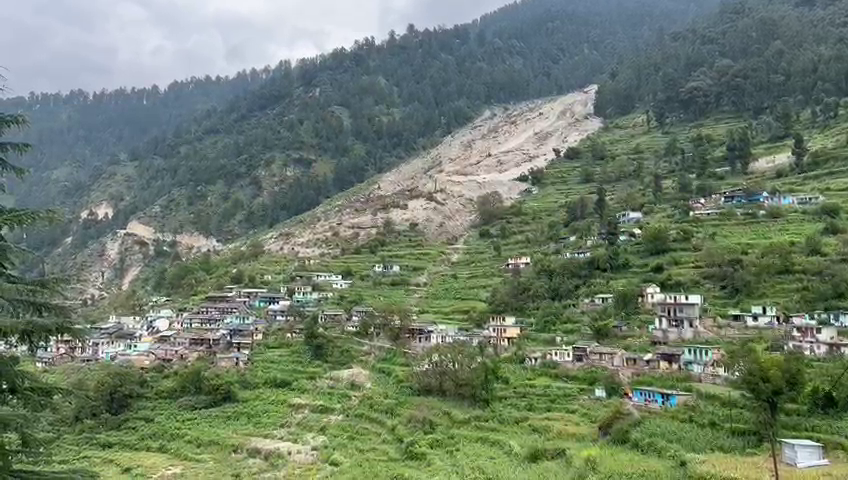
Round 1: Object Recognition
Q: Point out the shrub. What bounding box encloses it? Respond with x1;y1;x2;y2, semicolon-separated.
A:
524;444;570;463
66;363;148;424
475;191;506;225
642;224;672;255
817;202;843;219
765;206;786;219
160;361;238;409
822;219;846;236
412;344;501;406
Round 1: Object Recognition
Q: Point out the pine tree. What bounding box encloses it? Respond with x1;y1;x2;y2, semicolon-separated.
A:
791;132;809;173
0;87;80;477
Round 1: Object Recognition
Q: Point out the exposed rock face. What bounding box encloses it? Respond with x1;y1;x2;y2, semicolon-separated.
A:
267;86;602;256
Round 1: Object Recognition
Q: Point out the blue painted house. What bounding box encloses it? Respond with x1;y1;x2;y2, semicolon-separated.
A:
631;387;693;408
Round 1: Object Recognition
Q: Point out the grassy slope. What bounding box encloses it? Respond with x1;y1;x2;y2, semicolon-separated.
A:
42;339;848;479
81;110;848;478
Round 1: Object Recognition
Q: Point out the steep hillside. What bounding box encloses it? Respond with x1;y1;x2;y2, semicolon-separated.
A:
268;87;601;256
16;0;719;296
47;0;715;245
597;0;848;121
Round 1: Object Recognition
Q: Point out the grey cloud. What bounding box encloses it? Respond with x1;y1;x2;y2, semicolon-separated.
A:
0;0;510;95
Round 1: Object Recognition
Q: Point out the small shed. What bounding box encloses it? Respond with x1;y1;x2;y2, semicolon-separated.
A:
779;439;829;469
594;386;607;399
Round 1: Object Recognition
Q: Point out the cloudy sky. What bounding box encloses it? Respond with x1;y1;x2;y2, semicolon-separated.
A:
0;0;510;95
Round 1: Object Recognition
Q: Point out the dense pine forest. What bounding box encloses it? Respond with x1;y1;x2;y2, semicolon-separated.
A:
5;0;717;256
597;0;848;122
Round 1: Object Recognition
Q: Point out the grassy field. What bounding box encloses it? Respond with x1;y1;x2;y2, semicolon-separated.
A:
37;337;848;479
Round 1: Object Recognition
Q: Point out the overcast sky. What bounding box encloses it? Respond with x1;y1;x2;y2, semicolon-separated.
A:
0;0;510;95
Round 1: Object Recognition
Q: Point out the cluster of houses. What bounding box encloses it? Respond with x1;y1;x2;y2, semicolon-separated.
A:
32;274;362;369
726;305;848;357
582;284;706;344
689;187;823;217
409;315;529;350
525;341;728;380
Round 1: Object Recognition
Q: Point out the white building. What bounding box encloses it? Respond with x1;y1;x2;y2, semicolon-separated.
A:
779;439;829;469
653;293;703;343
617;211;644;225
640;284;663;307
504;256;532;270
582;294;614;310
730;305;780;327
373;264;401;274
787;324;848;356
313;273;343;282
562;250;592;260
547;346;573;363
330;280;353;289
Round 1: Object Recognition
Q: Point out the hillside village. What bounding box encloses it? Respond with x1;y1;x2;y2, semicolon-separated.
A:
33;267;848;398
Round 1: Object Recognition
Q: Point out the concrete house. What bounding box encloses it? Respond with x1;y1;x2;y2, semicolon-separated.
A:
503;256;532;270
653;293;703;343
181;314;227;330
683;345;726;376
646;347;684;371
562;250;592;260
486;315;525;347
254;292;288;308
617;211;644;225
348;306;374;331
787;324;847;356
640;284;663;307
631;387;692;408
779;439;829;469
293;291;321;305
589;346;625;367
730;305;779;327
373;264;402;274
312;273;342;282
808;310;848;327
547;346;573;363
582;294;614;310
319;310;347;324
330;280;353;289
216;352;249;369
571;342;597;363
197;302;252;318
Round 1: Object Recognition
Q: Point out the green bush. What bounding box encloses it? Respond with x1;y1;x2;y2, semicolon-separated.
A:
524;443;570;463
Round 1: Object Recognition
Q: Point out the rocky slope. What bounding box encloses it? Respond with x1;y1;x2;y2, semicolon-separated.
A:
266;86;602;256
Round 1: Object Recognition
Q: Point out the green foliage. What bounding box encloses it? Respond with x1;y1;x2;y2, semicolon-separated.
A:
817;201;843;219
598;0;848;120
642;224;672;256
475;191;506;226
524;443;570;464
412;343;501;406
14;0;720;258
65;363;148;424
159;361;238;410
0;90;81;477
791;131;809;172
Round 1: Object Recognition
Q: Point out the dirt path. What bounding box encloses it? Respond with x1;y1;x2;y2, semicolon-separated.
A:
268;86;602;256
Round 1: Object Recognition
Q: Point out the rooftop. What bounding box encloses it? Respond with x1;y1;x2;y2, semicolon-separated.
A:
779;439;823;447
633;387;692;396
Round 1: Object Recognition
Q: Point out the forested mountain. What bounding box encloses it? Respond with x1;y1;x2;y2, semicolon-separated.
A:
597;0;848;122
13;0;718;259
0;71;268;211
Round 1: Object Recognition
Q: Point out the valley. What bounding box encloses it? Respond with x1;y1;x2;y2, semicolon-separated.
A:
4;0;848;479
